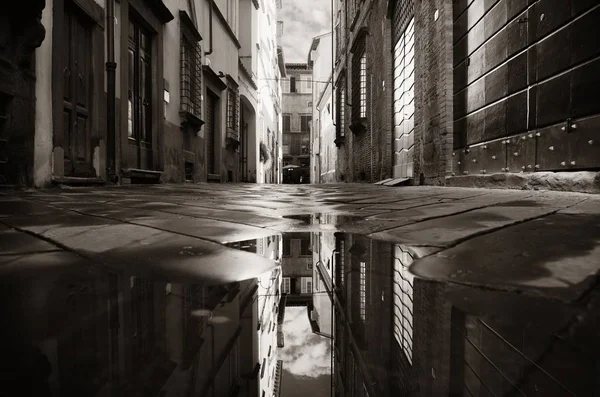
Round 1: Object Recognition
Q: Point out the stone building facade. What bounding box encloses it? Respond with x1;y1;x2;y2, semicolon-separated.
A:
328;0;600;187
1;0;283;188
281;63;312;183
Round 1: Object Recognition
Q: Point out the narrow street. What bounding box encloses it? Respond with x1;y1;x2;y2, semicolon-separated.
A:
1;183;599;396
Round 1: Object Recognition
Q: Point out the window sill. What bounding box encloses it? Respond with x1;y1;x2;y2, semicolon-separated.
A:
179;110;204;133
349;118;367;135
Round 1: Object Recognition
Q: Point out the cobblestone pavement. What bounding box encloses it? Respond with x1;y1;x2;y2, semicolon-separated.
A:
1;183;599;301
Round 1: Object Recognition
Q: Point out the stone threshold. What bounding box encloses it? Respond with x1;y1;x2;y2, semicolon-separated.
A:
446;171;600;194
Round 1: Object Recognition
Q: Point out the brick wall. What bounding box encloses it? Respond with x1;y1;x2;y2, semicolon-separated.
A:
413;0;454;185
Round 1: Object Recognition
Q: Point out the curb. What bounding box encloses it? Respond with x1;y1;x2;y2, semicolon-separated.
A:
446;171;600;194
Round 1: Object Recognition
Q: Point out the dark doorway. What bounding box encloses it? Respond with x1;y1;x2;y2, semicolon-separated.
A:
205;90;218;175
127;17;153;170
63;3;94;177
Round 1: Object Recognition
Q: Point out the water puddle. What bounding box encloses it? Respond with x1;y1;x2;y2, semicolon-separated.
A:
2;228;598;397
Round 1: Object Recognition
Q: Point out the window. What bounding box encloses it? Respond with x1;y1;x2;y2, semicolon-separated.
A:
301;134;310;154
300;239;311;256
301;277;313;294
128;19;152;143
300;115;311;132
351;32;368;130
180;11;202;119
261;358;266;378
282;79;290;93
336;75;346;143
307;262;313;270
359;53;367;117
226;87;239;137
359;261;366;321
282;277;291;294
282;134;291;155
283;114;291;133
290;76;297;93
283;238;291;257
305;77;312;91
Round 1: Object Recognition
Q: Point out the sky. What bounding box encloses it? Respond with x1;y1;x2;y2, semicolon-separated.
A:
280;1;332;63
280;306;332;396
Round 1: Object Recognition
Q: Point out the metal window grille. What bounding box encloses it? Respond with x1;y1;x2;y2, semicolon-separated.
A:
359;261;366;321
180;27;202;118
359;53;367;118
393;246;414;364
226;87;239;133
336;79;345;139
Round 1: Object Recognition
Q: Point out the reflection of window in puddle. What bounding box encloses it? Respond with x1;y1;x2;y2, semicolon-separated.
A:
393;245;414;364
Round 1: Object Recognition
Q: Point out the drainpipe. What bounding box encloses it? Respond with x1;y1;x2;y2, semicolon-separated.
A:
370;73;373;183
106;0;117;182
205;0;214;55
345;0;351;108
331;0;335;127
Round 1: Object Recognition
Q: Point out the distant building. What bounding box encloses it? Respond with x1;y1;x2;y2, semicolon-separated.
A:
281;64;312;183
308;33;334;184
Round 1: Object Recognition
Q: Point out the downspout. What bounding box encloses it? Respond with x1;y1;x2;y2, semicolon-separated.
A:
331;0;336;127
106;0;117;182
370;73;373;183
205;0;214;55
345;1;352;108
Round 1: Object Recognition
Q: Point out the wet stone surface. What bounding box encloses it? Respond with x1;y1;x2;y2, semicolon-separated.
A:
0;183;599;396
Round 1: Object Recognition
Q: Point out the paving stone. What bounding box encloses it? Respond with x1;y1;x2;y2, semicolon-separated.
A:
0;224;61;255
409;213;600;302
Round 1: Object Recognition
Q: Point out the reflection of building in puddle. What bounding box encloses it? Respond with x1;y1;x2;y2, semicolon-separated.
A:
1;235;284;397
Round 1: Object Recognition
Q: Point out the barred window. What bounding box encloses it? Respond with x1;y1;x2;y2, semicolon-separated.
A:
336;75;346;141
226;87;239;134
359;53;367;118
351;31;368;127
359;261;366;321
179;12;202;118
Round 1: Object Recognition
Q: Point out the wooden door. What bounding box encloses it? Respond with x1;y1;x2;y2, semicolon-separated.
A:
63;4;93;177
205;91;217;174
127;19;153;170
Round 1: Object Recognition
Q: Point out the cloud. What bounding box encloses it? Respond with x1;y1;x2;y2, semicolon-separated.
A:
280;306;332;378
279;0;332;63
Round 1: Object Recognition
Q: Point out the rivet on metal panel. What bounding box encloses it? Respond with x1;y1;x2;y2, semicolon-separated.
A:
472;159;477;163
535;164;540;169
528;133;533;138
465;147;471;154
561;161;566;166
502;140;507;145
491;155;496;160
589;140;594;145
513;152;519;156
482;169;487;174
527;165;532;169
506;167;510;171
501;168;506;172
521;136;527;140
561;126;566;131
522;166;526;170
452;152;455;156
571;124;577;130
570;161;576;166
549;146;554;151
536;132;541;137
457;161;461;165
483;145;487;149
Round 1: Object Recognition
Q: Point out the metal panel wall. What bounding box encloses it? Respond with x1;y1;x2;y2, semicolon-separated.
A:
452;0;600;175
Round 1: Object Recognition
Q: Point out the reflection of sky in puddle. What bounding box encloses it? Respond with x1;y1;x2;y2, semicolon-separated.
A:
281;307;331;378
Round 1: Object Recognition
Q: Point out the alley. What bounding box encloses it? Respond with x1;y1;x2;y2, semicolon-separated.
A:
1;183;599;396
